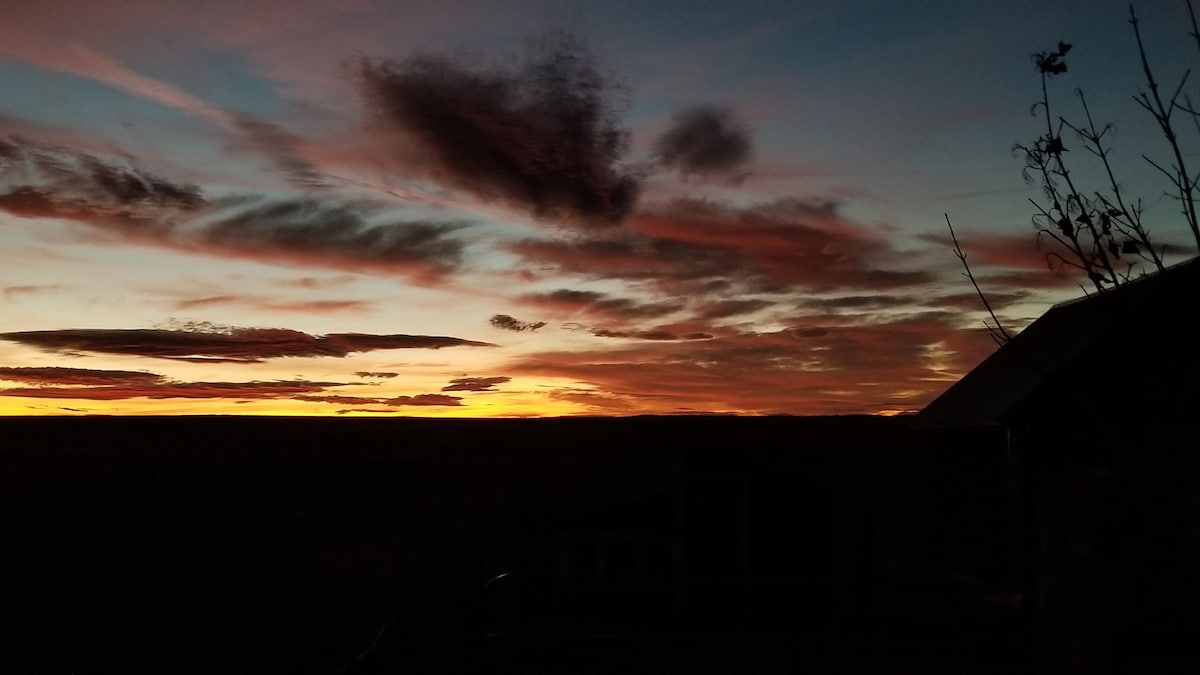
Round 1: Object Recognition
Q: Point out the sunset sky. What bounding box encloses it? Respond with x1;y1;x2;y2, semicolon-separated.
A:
1;0;1194;417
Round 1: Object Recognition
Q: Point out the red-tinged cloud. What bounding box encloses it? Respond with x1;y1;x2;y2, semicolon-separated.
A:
0;366;163;386
3;284;68;301
441;376;510;392
933;291;1031;312
511;198;933;297
799;294;921;312
337;408;400;415
175;294;370;314
695;298;774;320
0;138;470;281
547;388;642;413
517;289;679;321
489;314;547;333
382;393;463;406
920;231;1054;270
510;314;998;415
355;371;398;379
654;106;752;179
359;32;640;227
591;328;712;341
0;326;496;363
0;379;345;401
629;199;933;290
293;394;386;405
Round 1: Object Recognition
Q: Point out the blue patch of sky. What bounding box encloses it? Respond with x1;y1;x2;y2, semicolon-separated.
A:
0;61;195;146
132;47;287;121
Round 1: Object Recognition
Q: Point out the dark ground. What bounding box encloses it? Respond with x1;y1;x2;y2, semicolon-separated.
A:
1;415;1026;674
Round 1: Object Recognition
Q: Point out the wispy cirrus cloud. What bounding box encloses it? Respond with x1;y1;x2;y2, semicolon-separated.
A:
517;289;679;321
510;313;996;415
919;231;1055;271
194;197;468;281
0;325;496;363
590;328;712;341
0;138;470;281
3;284;69;301
694;298;774;320
174;294;370;314
293;394;388;405
228;113;328;190
0;137;204;209
511;198;934;298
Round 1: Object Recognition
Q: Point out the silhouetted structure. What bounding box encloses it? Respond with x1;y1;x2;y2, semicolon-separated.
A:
918;257;1200;675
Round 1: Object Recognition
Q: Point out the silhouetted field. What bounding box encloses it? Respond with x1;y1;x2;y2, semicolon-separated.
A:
1;415;1019;674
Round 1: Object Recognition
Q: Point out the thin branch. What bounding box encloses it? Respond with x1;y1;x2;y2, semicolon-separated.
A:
1131;4;1200;246
945;214;1011;345
1189;0;1200;55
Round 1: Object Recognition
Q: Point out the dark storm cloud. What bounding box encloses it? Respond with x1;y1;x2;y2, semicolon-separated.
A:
654;106;752;178
359;32;641;226
441;376;510;392
0;326;496;363
489;314;547;333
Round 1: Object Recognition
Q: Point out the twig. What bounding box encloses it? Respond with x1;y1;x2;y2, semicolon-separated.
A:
945;214;1012;346
332;608;397;674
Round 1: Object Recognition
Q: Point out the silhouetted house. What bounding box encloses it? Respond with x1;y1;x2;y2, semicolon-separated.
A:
920;256;1200;430
916;257;1200;674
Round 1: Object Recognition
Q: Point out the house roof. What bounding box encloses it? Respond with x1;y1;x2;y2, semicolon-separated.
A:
916;257;1200;428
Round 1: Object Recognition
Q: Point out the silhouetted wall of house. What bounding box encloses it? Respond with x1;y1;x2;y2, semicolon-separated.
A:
918;258;1200;675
